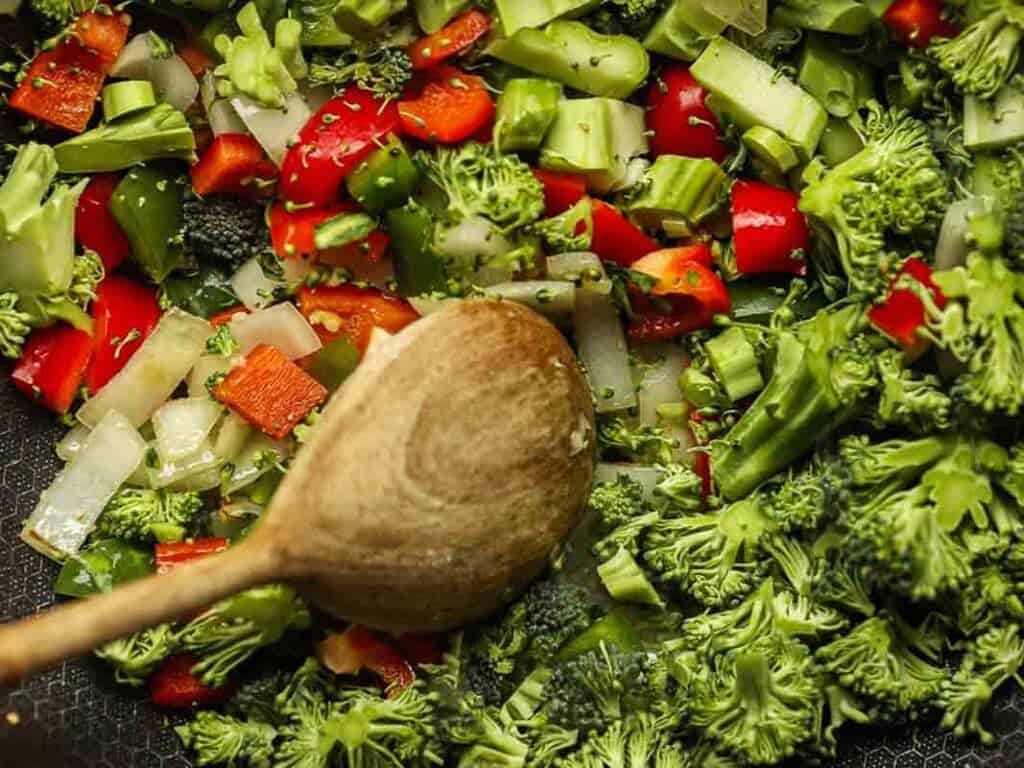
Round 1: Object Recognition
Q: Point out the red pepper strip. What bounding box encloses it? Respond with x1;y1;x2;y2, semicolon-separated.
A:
398;66;494;144
591;201;660;268
8;9;130;132
84;276;161;394
12;325;93;413
731;179;809;277
155;538;229;575
634;245;714;274
296;284;419;354
177;45;212;78
318;626;416;694
190;134;277;197
408;10;492;70
215;344;327;439
395;633;444;666
268;202;390;265
689;412;714;501
150;655;235;708
75;174;131;272
867;257;947;348
279;89;401;206
209;305;249;327
883;0;959;48
533;169;588;217
646;66;728;163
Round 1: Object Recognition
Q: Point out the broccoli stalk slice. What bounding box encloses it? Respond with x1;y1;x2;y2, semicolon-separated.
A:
930;8;1023;100
597;548;665;607
705;326;765;403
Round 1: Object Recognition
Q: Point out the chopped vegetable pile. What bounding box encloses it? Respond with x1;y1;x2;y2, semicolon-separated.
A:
5;0;1024;765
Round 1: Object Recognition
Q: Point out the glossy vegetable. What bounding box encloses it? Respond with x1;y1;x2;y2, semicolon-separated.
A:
296;284;419;353
74;175;131;273
230;302;322;360
646;66;727;162
85;276;162;394
54;539;153;598
109;166;188;283
495;78;563;153
12;324;93;414
882;0;957;48
398;66;495;144
190;134;277;197
408;9;491;69
731;179;810;276
533;168;587;216
590;200;659;267
867;257;947;348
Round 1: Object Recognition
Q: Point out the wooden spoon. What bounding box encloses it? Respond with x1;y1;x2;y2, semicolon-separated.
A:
0;300;595;685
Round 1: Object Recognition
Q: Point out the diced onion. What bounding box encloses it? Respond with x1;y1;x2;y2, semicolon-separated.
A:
213;412;253;462
146;440;222;491
78;309;211;428
152;397;224;463
546;252;613;295
574;289;637;413
231;302;323;360
633;343;690;427
22;410;148;560
594;463;661;499
935;197;993;270
222;433;290;495
231;92;311;166
200;72;217;114
209;100;248;136
56;423;91;462
230;257;283;311
483;281;576;315
110;34;153;79
188;354;240;398
434;216;515;286
150;54;199;112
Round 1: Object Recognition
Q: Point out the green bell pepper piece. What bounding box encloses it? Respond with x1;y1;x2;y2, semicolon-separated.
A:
54;539;154;598
160;264;241;318
308;336;361;391
797;34;874;118
727;278;829;325
495;78;563;152
557;612;641;660
386;203;448;297
346;135;420;213
540;97;615;173
291;0;353;46
110;166;188;283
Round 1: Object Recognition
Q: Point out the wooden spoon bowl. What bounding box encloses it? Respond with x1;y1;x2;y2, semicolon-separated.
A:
0;300;595;684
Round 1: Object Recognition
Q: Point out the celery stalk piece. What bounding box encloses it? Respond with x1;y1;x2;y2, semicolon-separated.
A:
494;78;564;153
575;289;638;414
586;100;649;194
597;548;665;606
691;36;827;160
644;0;728;61
964;86;1024;151
494;0;601;35
797;34;875;118
414;0;469;33
23;410;148;561
540;98;616;173
334;0;408;37
483;281;577;315
706;326;765;402
626;155;728;228
702;0;766;35
78;309;212;429
772;0;874;35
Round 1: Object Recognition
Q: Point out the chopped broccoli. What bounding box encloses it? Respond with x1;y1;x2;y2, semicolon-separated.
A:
530;197;594;254
930;5;1023;100
175;711;277;768
588;475;646;529
557;713;678;768
799;103;949;295
329;683;443;767
758;466;828;534
0;291;31;358
207;325;240;357
652;463;704;514
598;417;677;465
96;488;205;544
95;624;176;686
183;195;271;267
587;0;667;36
955;565;1024;635
681;579;777;657
307;44;413;103
873;348;953;434
28;0;88;31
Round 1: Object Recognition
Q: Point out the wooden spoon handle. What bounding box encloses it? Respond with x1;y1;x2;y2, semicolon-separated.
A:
0;538;281;686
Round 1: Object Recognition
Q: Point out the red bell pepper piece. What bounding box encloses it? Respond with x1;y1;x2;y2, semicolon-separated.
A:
209;305;249;327
155;538;229;575
646;67;728;163
883;0;959;48
408;10;492;70
177;45;212;78
279;89;401;206
150;655;235;708
8;9;130;132
12;325;93;413
268;202;390;266
75;174;131;272
190;134;277;197
215;344;327;439
533;169;588;217
395;634;444;666
591;201;660;268
731;180;810;277
318;625;416;694
296;284;419;354
398;66;494;144
868;258;947;348
84;276;161;394
689;412;714;501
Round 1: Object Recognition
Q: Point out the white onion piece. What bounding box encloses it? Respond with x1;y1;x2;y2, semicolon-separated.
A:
546;252;613;295
188;354;240;398
435;217;513;271
574;289;637;413
594;463;661;499
223;433;290;494
200;72;217;113
152;397;224;463
935;197;993;270
231;302;322;360
146;440;222;490
209;100;249;136
213;412;252;461
110;34;154;79
79;310;211;428
484;281;576;315
150;54;199;111
281;254;315;287
230;257;282;310
23;411;147;560
633;343;689;427
56;423;91;462
232;92;311;166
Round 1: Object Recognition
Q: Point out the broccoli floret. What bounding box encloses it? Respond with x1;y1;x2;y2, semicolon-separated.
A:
941;624;1024;744
175;711;277;768
530;198;593;255
956;565;1024;635
772;589;849;640
810;552;876;619
759;467;828;534
95;624;176;686
799;103;949;295
176;585;312;686
653;463;704;514
597;548;664;607
812;684;875;756
443;698;530;767
587;0;667;36
930;5;1023;100
836;433;951;488
588;475;647;529
96;488;204;544
308;44;413;103
598;417;677;465
28;0;87;31
183;195;271;267
0;291;31;358
874;349;953;433
681;579;777;657
558;713;678;768
331;683;443;767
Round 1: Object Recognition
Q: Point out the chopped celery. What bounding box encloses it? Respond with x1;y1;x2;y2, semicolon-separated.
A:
964;85;1024;151
743;126;800;174
414;0;469;33
540;98;615;173
102;81;157;123
625;155;728;228
333;0;408;37
644;0;727;61
702;0;767;35
495;78;563;153
706;326;765;402
493;0;600;35
818;116;864;166
772;0;874;35
797;34;874;118
587;99;649;194
597;548;664;607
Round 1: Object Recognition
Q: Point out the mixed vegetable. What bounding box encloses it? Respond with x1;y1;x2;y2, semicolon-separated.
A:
4;0;1024;765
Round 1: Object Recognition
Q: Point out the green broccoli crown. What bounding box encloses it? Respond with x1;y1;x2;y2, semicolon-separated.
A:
759;467;827;535
559;713;678;768
874;349;953;434
175;711;277;768
0;291;31;359
207;324;240;357
955;566;1024;636
810;554;876;619
929;6;1024;100
95;624;175;687
97;487;204;543
519;581;599;659
416;142;546;235
28;0;87;31
530;198;594;254
588;475;647;528
681;579;776;656
183;195;271;267
328;683;442;767
587;0;667;36
653;463;704;514
598;417;677;465
308;44;413;103
799;103;949;295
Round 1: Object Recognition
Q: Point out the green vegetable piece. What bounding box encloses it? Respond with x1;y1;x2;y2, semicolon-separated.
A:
772;0;874;35
334;0;407;37
110;166;188;283
703;0;768;35
597;547;664;606
214;2;305;108
308;336;361;391
160;264;241;318
818;116;864;166
680;367;726;409
626;154;728;228
495;78;563;153
292;0;353;47
965;86;1024;151
346;135;419;213
54;539;154;598
728;279;828;325
644;0;727;61
691;36;827;160
706;326;765;402
414;0;469;33
102;80;157;123
488;20;650;100
386;203;448;296
557;612;641;660
797;34;875;118
176;712;277;767
494;0;601;35
199;12;239;58
313;212;377;250
274;17;309;80
53;103;197;173
930;9;1024;101
540;98;616;173
742;126;799;174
